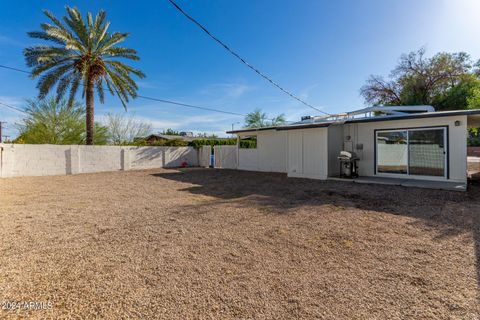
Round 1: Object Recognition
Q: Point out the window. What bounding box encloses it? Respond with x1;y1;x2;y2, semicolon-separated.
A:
376;127;446;177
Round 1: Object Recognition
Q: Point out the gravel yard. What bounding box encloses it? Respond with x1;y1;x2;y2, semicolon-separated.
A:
0;168;479;319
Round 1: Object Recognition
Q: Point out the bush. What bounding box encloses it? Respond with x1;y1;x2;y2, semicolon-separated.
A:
469;128;480;146
126;137;257;148
469;137;480;146
188;138;257;149
163;139;189;147
189;139;236;149
239;139;257;148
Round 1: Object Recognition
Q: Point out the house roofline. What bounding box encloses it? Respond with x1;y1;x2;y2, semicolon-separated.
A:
227;109;480;133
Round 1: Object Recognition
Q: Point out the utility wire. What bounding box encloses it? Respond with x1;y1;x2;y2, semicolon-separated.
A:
167;0;329;116
0;64;245;117
136;95;245;116
0;101;27;114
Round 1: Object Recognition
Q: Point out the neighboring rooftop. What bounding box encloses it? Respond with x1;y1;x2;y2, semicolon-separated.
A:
143;133;231;142
227;106;480;134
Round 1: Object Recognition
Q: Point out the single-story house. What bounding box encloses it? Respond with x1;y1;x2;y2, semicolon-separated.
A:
227;106;480;191
143;133;196;144
142;132;231;145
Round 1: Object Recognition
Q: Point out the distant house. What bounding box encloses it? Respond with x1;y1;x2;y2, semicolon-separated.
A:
144;132;196;144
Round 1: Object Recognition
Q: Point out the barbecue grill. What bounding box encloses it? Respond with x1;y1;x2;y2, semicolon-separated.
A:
338;151;359;178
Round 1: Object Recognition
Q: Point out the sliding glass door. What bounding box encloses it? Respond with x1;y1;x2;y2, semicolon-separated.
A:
377;130;408;174
376;127;447;178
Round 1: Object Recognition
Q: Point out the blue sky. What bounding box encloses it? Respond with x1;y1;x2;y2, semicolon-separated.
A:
1;0;480;138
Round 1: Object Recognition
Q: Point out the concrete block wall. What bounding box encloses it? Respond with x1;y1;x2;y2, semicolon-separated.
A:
0;144;199;178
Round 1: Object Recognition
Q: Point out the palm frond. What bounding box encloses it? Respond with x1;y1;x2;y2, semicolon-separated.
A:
63;6;89;47
56;71;76;102
105;60;145;78
99;32;128;51
43;9;69;32
36;64;73;99
93;11;107;42
30;58;74;78
96;78;105;104
27;31;65;45
24;46;74;67
67;74;82;107
104;47;140;61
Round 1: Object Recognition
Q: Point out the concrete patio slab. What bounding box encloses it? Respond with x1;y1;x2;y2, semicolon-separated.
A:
328;176;467;191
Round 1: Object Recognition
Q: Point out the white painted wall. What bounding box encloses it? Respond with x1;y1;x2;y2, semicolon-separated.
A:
238;148;258;171
287;127;329;179
237;130;287;173
79;145;123;173
198;146;211;168
214;145;237;169
343;115;468;182
257;130;287;172
0;144;199;178
287;130;303;175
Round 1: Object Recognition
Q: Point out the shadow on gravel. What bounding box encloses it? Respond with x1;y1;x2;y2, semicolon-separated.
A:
153;168;480;305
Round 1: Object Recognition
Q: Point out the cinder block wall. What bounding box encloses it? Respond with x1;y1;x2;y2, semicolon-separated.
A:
0;144;199;178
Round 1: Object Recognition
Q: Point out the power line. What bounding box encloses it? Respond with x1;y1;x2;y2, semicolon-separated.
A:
0;64;245;117
167;0;329;116
0;101;27;114
0;65;30;74
136;95;245;116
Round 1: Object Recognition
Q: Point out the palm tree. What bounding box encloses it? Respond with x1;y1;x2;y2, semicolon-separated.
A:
244;108;286;128
24;6;145;144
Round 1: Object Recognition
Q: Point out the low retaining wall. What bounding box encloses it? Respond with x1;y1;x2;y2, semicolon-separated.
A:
468;156;480;179
0;144;199;178
468;147;480;157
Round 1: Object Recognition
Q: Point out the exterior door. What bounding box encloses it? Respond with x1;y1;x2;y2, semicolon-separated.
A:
376;127;447;178
408;128;446;177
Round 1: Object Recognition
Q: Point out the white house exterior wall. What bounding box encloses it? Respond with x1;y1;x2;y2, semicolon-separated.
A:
237;130;287;173
287;127;329;179
342;115;467;182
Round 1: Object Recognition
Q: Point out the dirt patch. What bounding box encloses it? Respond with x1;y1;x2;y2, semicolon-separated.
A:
0;168;479;319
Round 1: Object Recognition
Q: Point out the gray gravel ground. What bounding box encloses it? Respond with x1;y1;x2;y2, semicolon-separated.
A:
0;168;479;319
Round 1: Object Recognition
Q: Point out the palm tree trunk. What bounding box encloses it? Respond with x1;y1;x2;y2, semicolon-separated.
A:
85;77;95;145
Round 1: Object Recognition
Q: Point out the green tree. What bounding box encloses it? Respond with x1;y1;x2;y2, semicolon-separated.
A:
360;48;479;111
16;97;108;144
161;128;181;136
24;6;145;145
244;108;286;128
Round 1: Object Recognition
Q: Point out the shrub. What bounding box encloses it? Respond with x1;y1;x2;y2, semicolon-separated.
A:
239;139;257;148
164;139;189;147
189;138;257;149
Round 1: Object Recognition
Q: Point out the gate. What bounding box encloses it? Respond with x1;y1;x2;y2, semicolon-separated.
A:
213;145;237;169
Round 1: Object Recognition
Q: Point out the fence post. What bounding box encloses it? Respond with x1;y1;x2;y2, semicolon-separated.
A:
121;148;131;171
68;146;81;175
0;144;14;177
